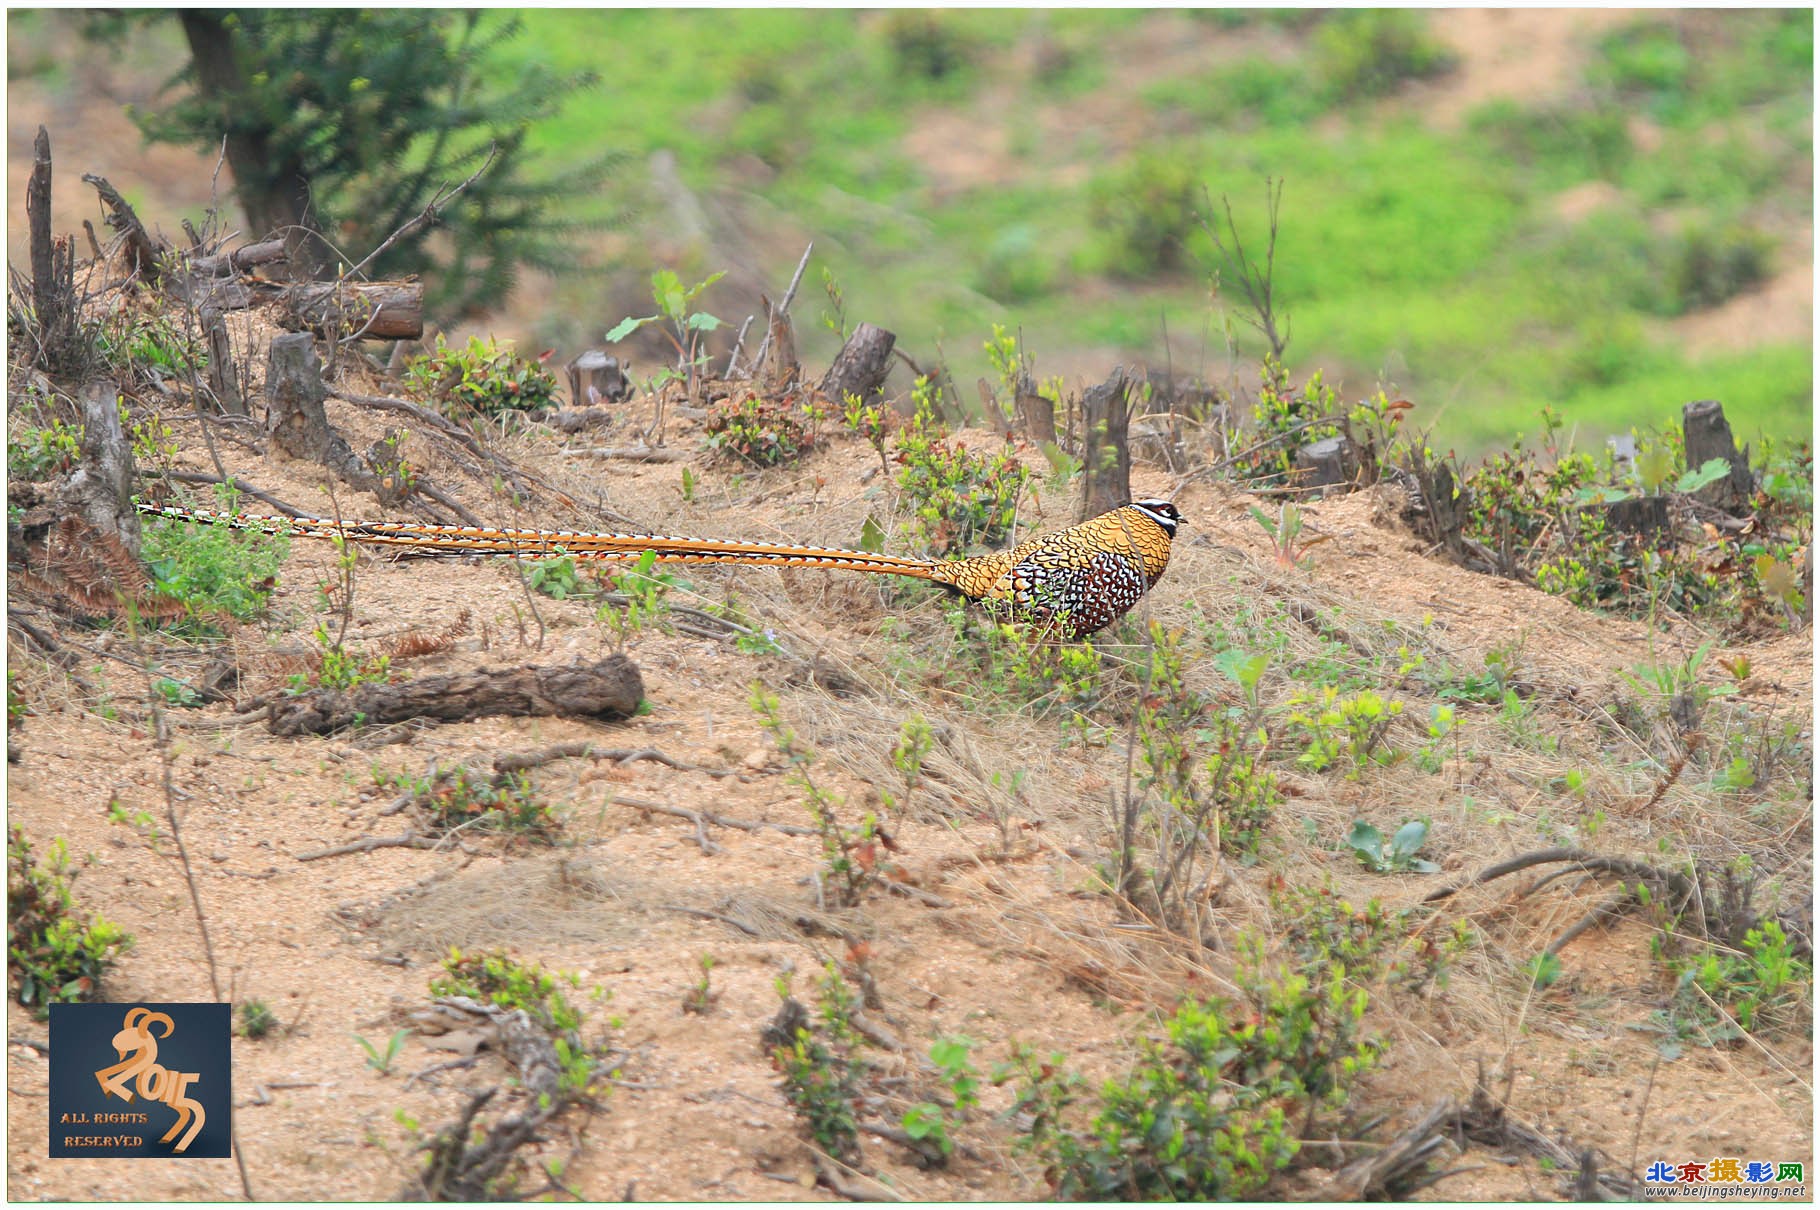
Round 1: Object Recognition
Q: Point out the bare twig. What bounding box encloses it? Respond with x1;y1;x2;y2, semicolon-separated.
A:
611;796;816;837
750;241;814;371
726;314;754;376
148;470;310;517
658;904;761;937
1199;178;1288;360
295;833;443;861
493;743;735;778
343;144;497;283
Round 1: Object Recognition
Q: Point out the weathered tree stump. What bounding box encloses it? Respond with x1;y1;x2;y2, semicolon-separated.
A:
565;349;633;407
201;307;245;416
819;322;896;408
268;655;646;736
1295;436;1357;495
25;127;84;376
1080;366;1133;521
81;172;167;281
272;281;425;341
975;377;1012;436
56;380;142;555
760;295;799;392
1601;494;1671;537
1014;370;1056;445
264;333;381;493
1682;399;1755;509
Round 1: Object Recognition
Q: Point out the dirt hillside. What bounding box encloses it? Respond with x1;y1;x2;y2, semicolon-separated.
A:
6;282;1811;1200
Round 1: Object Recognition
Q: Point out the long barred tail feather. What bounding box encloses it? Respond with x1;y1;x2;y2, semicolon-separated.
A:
135;503;943;581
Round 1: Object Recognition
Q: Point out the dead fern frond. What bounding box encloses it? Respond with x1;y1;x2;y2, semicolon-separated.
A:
15;520;193;624
383;607;473;661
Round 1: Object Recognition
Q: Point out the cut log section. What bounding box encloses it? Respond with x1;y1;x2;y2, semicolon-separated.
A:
268;280;425;341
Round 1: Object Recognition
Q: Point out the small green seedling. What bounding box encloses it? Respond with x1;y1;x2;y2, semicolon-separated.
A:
1347;819;1440;874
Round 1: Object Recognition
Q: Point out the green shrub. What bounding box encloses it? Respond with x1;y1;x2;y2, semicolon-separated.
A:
430;948;610;1096
771;964;865;1161
6;417;81;480
1668;222;1774;313
96;309;206;379
1589;20;1693;113
7;828;132;1014
1086;149;1201;278
894;377;1029;553
141;498;290;621
977;223;1056;303
881;11;978;86
405;335;560;417
703;393;819;466
1467;100;1633;182
1000;951;1380;1201
1315;9;1455;102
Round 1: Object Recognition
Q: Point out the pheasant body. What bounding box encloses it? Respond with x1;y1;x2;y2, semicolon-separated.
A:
136;499;1181;639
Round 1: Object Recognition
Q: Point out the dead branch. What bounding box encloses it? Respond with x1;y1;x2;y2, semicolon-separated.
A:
492;743;735;778
611;795;816;837
147;470;309;517
751;241;813;372
658;904;761;937
557;446;691;463
82;172;167;280
296;834;444;861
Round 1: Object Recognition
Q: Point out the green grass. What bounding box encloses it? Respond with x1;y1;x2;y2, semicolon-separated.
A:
489;9;1809;456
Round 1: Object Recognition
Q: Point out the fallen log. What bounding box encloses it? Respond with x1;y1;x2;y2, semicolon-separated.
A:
185;238;288;279
269;654;645;736
263;280;425;341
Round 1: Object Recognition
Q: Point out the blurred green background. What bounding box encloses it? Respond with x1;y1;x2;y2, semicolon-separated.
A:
11;8;1813;455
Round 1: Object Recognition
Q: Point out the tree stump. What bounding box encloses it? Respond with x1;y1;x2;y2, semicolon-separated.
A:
201;307;246;416
761;296;799;392
1294;436;1357;496
1601;494;1671;537
25;127;84;377
1014;370;1057;445
1080;366;1133;521
1682;399;1755;510
565;349;633;407
819;322;896;408
264;333;379;493
268;655;645;736
56;380;142;555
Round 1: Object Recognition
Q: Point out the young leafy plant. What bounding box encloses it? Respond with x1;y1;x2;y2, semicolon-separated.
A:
1346;819;1441;874
605;268;725;401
